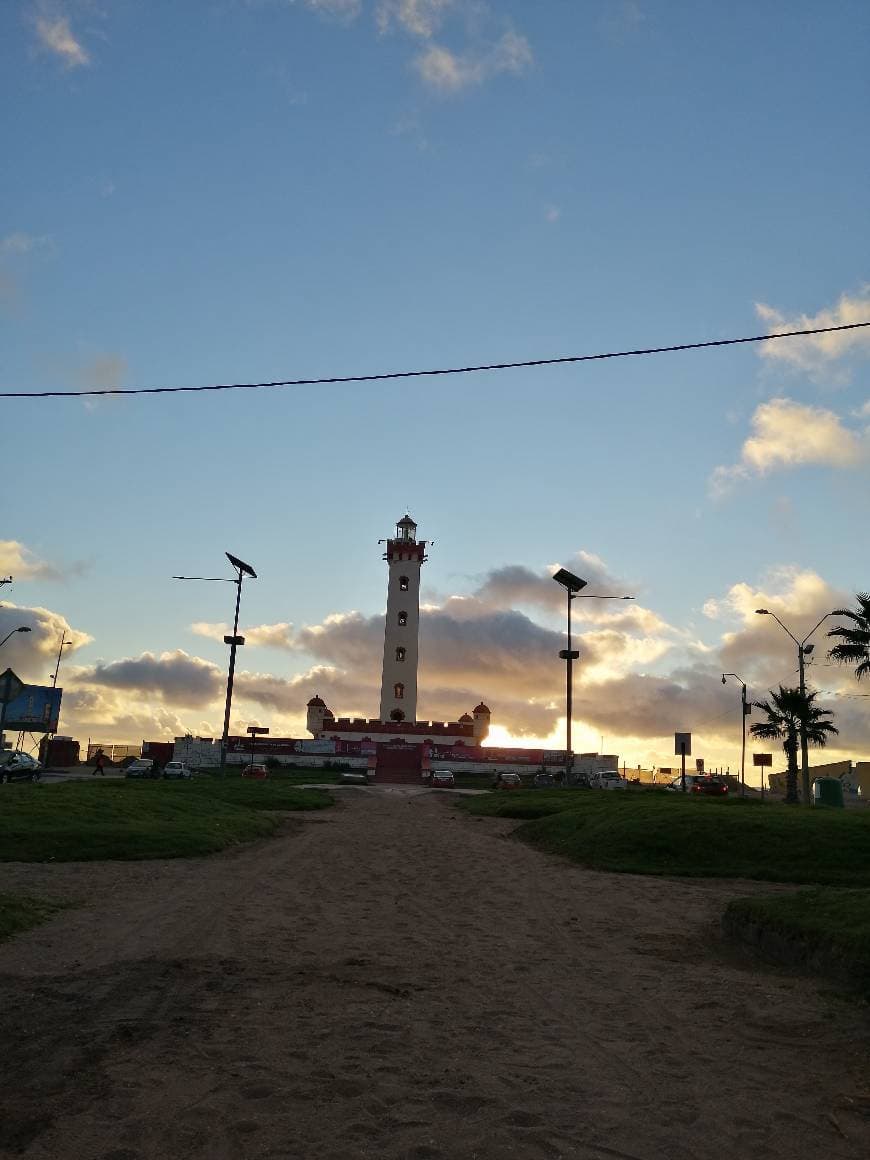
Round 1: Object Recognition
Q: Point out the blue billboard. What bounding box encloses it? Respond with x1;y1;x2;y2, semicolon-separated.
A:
2;685;62;734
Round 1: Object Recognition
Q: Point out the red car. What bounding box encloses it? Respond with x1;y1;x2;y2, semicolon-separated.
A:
241;763;268;780
691;777;728;796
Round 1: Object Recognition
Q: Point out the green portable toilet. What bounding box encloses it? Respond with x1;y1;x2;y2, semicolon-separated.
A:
812;777;844;808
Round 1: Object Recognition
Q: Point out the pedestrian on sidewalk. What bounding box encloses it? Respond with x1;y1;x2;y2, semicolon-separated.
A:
92;749;105;776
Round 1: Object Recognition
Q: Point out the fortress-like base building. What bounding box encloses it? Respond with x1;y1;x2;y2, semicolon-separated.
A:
305;695;491;748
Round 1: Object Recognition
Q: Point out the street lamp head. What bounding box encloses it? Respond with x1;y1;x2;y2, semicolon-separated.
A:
803;643;814;655
721;674;726;684
226;552;257;579
16;626;31;634
755;608;769;615
553;568;587;593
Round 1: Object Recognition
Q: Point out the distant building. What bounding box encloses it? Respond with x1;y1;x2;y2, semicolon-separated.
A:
768;758;869;797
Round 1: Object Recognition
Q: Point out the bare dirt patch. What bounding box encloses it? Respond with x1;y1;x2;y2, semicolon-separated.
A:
0;791;868;1159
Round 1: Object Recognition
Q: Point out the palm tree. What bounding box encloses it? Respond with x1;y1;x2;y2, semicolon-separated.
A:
827;592;870;682
750;686;838;804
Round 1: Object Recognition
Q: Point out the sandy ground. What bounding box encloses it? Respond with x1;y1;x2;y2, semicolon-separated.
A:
0;788;868;1160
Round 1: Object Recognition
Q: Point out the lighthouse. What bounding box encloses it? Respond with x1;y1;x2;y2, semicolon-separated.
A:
379;514;427;723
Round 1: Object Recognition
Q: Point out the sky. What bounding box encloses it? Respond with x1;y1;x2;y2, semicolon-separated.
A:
1;0;869;779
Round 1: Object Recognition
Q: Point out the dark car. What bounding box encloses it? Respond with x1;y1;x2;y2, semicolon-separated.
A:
493;772;523;790
430;771;455;788
691;777;728;797
0;752;42;783
532;772;556;788
241;763;268;780
125;759;161;779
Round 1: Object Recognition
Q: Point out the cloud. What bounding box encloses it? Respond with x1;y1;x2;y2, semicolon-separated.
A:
0;602;92;684
377;0;454;37
304;0;362;18
756;288;870;376
0;233;51;256
710;397;869;495
0;541;72;582
0;232;53;315
415;29;532;93
34;11;90;67
545;205;561;224
72;353;128;392
78;651;223;708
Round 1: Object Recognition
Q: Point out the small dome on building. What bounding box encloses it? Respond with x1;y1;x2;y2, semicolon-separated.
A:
458;713;473;723
323;709;334;719
307;695;326;707
397;514;416;527
473;702;491;715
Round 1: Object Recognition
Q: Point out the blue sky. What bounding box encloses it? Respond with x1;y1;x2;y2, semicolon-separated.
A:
2;0;869;773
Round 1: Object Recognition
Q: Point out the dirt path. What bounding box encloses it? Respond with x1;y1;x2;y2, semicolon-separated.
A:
0;788;867;1160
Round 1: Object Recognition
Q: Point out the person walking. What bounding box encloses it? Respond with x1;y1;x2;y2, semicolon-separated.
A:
92;748;105;776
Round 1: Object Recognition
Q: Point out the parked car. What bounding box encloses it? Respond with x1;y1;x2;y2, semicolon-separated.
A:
339;769;369;786
691;776;728;797
493;772;523;790
0;752;42;783
665;774;707;793
533;771;556;788
163;761;193;780
430;770;455;788
125;758;161;779
241;763;268;780
588;771;629;790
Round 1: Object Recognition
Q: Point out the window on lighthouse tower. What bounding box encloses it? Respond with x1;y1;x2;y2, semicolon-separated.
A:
395;646;405;662
399;575;409;591
397;610;407;626
394;682;405;699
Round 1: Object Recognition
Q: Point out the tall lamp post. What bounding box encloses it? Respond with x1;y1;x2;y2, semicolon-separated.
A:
173;553;257;773
755;608;835;805
51;632;73;687
721;672;749;797
552;568;634;785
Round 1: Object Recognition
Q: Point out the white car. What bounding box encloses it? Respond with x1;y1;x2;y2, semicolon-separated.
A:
589;771;628;790
163;761;193;780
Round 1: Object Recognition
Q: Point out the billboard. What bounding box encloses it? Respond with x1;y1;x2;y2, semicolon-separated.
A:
2;684;62;734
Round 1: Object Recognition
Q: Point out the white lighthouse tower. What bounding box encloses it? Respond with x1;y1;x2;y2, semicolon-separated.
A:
379;514;427;723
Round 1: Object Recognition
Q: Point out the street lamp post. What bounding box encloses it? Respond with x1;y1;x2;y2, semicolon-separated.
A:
755;609;835;805
0;626;31;651
174;552;257;774
721;672;748;797
552;568;634;786
51;632;73;687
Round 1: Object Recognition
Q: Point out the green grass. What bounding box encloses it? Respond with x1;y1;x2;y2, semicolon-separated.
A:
458;790;870;884
725;889;870;992
0;778;332;862
0;892;66;941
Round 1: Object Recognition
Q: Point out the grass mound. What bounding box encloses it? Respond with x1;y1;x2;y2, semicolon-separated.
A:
458;789;592;820
0;779;332;862
0;892;66;941
725;889;870;992
461;790;870;884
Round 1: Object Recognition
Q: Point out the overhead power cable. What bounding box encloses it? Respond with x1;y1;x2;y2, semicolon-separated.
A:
2;320;869;400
